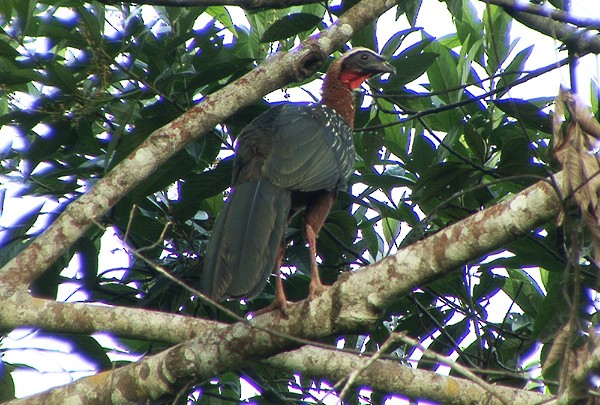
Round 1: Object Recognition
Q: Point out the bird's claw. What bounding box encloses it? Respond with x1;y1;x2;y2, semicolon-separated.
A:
253;298;290;319
308;281;328;300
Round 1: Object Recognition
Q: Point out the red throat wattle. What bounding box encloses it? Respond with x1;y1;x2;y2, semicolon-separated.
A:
339;70;373;90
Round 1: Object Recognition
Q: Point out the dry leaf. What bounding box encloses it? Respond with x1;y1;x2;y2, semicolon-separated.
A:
552;88;600;266
544;321;571;372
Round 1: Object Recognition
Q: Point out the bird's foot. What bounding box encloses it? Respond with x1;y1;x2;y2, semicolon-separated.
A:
308;280;328;300
253;297;290;318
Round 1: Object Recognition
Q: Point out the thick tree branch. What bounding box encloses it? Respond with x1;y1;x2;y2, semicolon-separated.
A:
481;0;600;29
96;0;322;9
7;172;564;404
484;0;600;55
0;291;220;342
265;346;551;405
0;0;397;288
0;0;576;402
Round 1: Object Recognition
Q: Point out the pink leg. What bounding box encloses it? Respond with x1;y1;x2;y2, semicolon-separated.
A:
254;243;289;317
306;224;327;299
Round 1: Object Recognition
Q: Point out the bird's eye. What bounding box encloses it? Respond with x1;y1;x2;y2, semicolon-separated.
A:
360;53;369;60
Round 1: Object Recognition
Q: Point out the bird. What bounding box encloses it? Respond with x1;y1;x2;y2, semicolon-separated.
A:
201;48;395;314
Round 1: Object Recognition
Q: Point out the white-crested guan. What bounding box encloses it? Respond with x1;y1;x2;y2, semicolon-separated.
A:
202;48;395;313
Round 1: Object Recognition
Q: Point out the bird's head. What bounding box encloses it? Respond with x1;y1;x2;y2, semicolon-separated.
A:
321;48;395;127
333;47;396;90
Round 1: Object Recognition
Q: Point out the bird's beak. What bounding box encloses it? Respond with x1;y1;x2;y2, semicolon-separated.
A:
375;60;396;76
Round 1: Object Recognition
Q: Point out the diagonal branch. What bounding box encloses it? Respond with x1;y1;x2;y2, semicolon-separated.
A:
0;0;575;402
0;0;397;288
0;291;220;342
481;0;600;29
5;171;564;404
265;345;551;404
482;0;600;55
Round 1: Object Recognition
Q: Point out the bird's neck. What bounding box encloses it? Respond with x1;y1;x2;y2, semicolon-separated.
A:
321;63;356;129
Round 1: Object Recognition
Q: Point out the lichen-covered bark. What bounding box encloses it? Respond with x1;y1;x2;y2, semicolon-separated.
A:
265;346;550;404
4;171;564;405
497;0;600;55
0;0;574;402
0;0;397;288
0;291;219;342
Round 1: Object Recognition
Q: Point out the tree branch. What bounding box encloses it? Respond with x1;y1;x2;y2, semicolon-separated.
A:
0;0;576;402
0;291;220;342
265;346;551;405
6;171;564;404
96;0;323;9
0;0;397;288
481;0;600;29
483;0;600;55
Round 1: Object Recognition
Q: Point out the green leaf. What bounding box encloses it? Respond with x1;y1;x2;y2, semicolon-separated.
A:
358;218;383;260
0;40;19;58
396;0;422;26
474;268;505;302
0;0;13;24
483;4;512;74
352;172;414;193
425;36;460;103
382;216;401;246
380;28;419;59
383;37;437;90
463;122;486;162
320;210;358;266
496;45;533;98
69;335;113;370
45;62;79;94
0;203;44;266
446;0;483;62
496;136;534;176
190;54;254;89
502;268;544;316
175;158;233;220
592;80;600;120
386;51;439;91
408;129;437;174
171;7;206;34
206;6;236;37
533;270;570;340
25;121;72;170
494;98;553;133
415;162;479;202
487;230;566;273
0;362;15;401
75;4;104;45
260;13;322;43
13;0;37;36
358;127;384;167
351;20;377;51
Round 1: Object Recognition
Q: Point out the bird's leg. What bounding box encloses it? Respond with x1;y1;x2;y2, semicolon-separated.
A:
306;224;326;299
304;191;335;300
253;242;290;317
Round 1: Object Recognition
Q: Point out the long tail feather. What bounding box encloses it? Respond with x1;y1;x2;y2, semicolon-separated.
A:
202;181;291;300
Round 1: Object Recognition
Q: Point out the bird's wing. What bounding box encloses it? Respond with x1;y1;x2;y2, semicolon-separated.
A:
241;104;355;192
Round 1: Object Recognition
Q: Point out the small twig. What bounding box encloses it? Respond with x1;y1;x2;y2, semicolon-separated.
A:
330;333;401;404
109;219;395;364
395;332;513;405
357;58;569;133
123;204;137;244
